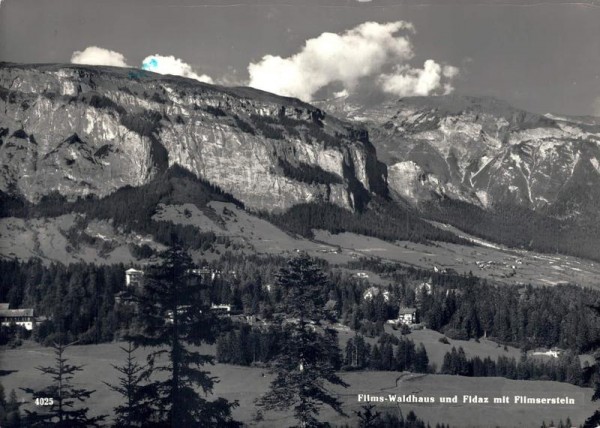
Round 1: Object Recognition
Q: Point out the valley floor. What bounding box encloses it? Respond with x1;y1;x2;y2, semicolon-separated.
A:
1;341;596;427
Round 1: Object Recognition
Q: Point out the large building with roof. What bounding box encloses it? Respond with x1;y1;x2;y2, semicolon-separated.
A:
0;303;36;330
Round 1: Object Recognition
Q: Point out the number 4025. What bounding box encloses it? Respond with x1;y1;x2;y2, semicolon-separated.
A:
35;397;54;406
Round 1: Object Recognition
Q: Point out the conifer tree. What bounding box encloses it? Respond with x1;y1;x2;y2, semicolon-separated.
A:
584;304;600;427
256;254;348;427
355;404;382;428
128;246;240;427
21;340;105;427
104;340;152;427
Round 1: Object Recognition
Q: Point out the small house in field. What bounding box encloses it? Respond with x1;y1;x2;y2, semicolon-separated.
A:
396;307;417;325
0;303;35;330
125;268;144;287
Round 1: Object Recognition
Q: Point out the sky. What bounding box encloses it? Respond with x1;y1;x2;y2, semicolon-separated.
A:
1;0;599;116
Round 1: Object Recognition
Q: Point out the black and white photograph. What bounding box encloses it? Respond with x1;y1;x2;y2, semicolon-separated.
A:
1;0;600;426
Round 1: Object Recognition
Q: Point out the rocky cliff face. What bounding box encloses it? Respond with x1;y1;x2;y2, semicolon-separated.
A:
318;94;600;216
0;63;386;212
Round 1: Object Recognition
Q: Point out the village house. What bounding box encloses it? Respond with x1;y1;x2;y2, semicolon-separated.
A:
125;268;144;287
0;303;36;330
387;307;417;326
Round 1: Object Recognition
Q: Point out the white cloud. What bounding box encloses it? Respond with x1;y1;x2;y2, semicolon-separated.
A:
443;65;460;79
379;59;459;97
141;55;214;83
70;46;129;67
248;21;418;101
247;21;458;101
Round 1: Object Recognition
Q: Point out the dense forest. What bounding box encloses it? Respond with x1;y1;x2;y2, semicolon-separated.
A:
440;346;586;386
424;199;600;262
0;259;125;345
265;199;471;245
3;254;600;355
346;258;600;352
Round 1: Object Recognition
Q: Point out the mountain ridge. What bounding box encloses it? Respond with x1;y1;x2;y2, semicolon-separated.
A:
0;62;387;212
316;93;600;218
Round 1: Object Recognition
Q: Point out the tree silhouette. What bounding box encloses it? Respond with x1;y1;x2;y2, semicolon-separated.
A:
584;305;600;428
355;404;382;428
104;340;153;427
21;340;106;427
256;254;348;427
128;246;240;427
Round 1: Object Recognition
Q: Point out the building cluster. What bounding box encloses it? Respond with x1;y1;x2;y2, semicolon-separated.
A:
120;267;235;317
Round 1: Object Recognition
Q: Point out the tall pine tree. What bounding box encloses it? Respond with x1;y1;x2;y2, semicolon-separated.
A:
256;254;348;427
128;246;240;427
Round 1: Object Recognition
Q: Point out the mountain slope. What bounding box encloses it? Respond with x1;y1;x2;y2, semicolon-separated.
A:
317;94;600;217
0;62;387;212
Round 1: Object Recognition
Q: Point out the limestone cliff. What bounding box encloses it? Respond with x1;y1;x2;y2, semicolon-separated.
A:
0;63;387;212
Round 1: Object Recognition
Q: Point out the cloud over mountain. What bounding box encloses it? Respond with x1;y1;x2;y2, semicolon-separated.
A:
248;21;458;101
379;60;459;96
70;46;129;67
70;47;213;83
141;55;214;83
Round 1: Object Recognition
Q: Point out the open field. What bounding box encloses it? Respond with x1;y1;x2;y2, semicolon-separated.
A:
312;230;600;289
1;342;596;427
394;327;523;369
3;200;600;289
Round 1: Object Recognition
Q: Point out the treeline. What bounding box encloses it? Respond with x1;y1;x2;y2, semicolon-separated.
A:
419;282;600;353
216;324;343;369
441;347;585;386
0;165;238;250
342;333;430;373
0;258;125;345
206;254;600;353
346;258;600;353
4;251;600;355
265;199;471;246
216;325;285;366
425;199;600;262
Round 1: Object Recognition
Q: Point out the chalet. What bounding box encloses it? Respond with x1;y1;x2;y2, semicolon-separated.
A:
125;268;144;287
387;307;417;326
0;303;35;330
398;307;417;325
